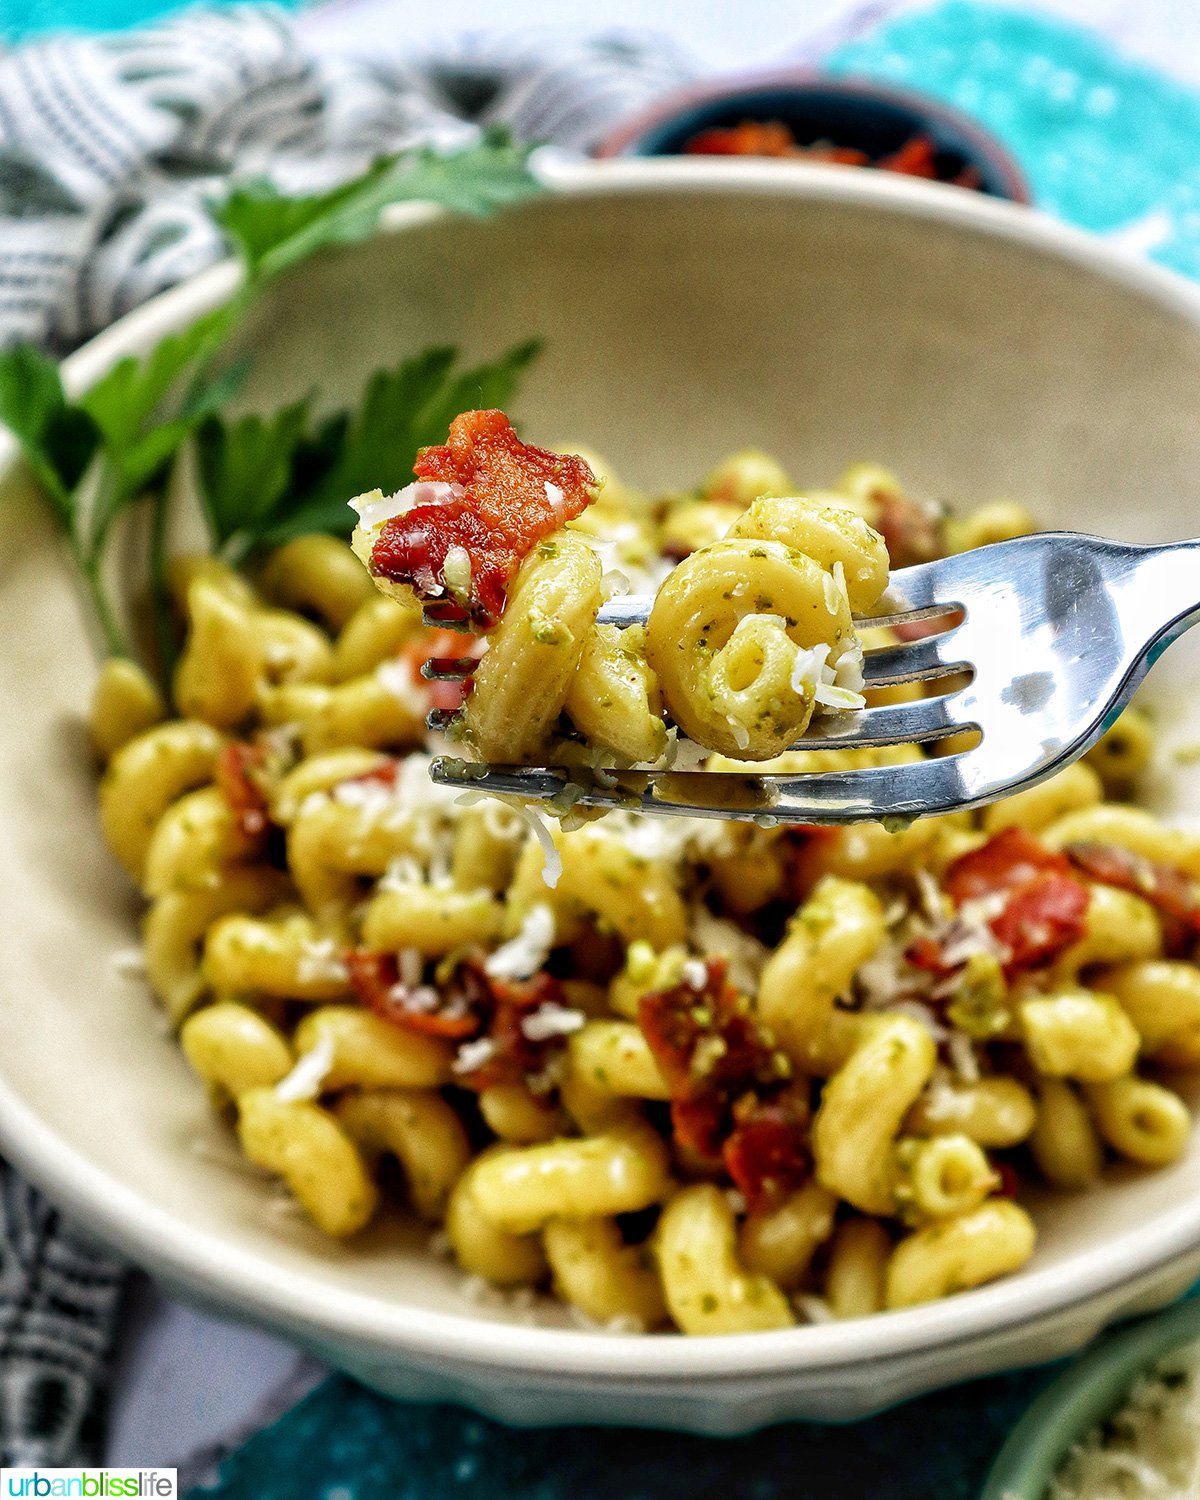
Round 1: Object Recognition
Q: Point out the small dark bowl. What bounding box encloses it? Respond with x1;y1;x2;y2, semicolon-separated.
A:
594;70;1031;204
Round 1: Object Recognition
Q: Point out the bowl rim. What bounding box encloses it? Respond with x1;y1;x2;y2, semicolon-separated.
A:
590;66;1033;203
980;1295;1200;1499
5;157;1200;1380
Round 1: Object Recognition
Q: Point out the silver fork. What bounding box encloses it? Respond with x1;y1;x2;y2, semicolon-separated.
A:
425;533;1200;823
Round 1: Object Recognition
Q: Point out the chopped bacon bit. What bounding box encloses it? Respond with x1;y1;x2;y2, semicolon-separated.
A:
1066;841;1200;948
912;828;1090;979
992;873;1091;974
215;741;271;840
907;934;951;975
370;410;596;629
462;968;567;1092
944;827;1071;905
400;627;484;713
724;1090;811;1212
638;959;807;1210
346;949;479;1038
802;143;872;166
346;950;569;1089
874;489;944;570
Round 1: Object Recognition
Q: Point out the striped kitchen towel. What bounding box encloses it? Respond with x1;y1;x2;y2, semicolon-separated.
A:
0;4;691;349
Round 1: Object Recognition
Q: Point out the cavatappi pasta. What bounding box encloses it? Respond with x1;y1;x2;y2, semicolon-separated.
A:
349;410;885;765
93;423;1197;1336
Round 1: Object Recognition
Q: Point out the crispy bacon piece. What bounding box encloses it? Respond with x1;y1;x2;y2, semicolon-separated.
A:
346;950;569;1089
1066;841;1200;951
370;410;596;629
684;120;790;156
781;824;843;903
456;967;567;1092
215;741;271;840
723;1090;811;1212
874;489;944;570
992;873;1091;974
911;828;1090;979
337;758;400;793
994;1161;1020;1200
944;827;1071;904
346;949;479;1038
639;959;807;1210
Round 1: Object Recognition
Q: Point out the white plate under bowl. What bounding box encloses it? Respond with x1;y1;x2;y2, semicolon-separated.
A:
5;160;1200;1432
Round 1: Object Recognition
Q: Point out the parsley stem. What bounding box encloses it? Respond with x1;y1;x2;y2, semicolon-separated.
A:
68;532;130;659
147;485;177;685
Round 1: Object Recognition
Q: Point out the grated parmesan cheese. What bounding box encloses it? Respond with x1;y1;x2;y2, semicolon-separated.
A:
688;908;770;996
274;1032;336;1103
507;801;563;888
350;480;463;532
790;642;831;698
945;1031;980;1083
295;938;349;986
442;545;473;599
1051;1339;1200;1499
520;1004;586;1042
453;1036;499;1075
484;903;556;981
795;1294;836;1325
682;958;709;991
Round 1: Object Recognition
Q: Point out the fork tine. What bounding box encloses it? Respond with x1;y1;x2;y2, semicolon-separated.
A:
421;657;477;681
865;559;960;616
862;633;970;685
791;694;974;750
420;608;475;631
428;751;980;823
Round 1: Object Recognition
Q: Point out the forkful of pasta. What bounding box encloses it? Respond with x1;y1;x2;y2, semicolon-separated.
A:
350;410;1198;824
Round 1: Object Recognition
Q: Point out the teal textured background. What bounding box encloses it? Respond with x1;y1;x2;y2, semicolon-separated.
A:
188;1366;1060;1500
0;0;297;39
827;0;1200;278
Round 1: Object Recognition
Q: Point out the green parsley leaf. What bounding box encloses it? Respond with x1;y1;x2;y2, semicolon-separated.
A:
195;397;311;555
196;339;542;558
215;135;540;283
0;344;98;520
80;303;248;505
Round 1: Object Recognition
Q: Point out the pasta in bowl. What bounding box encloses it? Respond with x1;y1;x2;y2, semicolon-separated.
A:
88;413;1200;1335
11;163;1200;1427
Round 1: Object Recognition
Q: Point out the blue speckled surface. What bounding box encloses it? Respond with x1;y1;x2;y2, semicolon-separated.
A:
827;0;1200;276
187;1364;1062;1500
178;5;1200;1496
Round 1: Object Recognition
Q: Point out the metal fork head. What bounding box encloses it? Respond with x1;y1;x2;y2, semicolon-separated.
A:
429;533;1200;822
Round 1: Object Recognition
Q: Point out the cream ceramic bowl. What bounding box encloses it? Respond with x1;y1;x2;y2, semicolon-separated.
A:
6;161;1200;1433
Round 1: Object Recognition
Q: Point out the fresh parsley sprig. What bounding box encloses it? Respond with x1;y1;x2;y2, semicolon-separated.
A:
0;135;543;668
195;339;541;562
